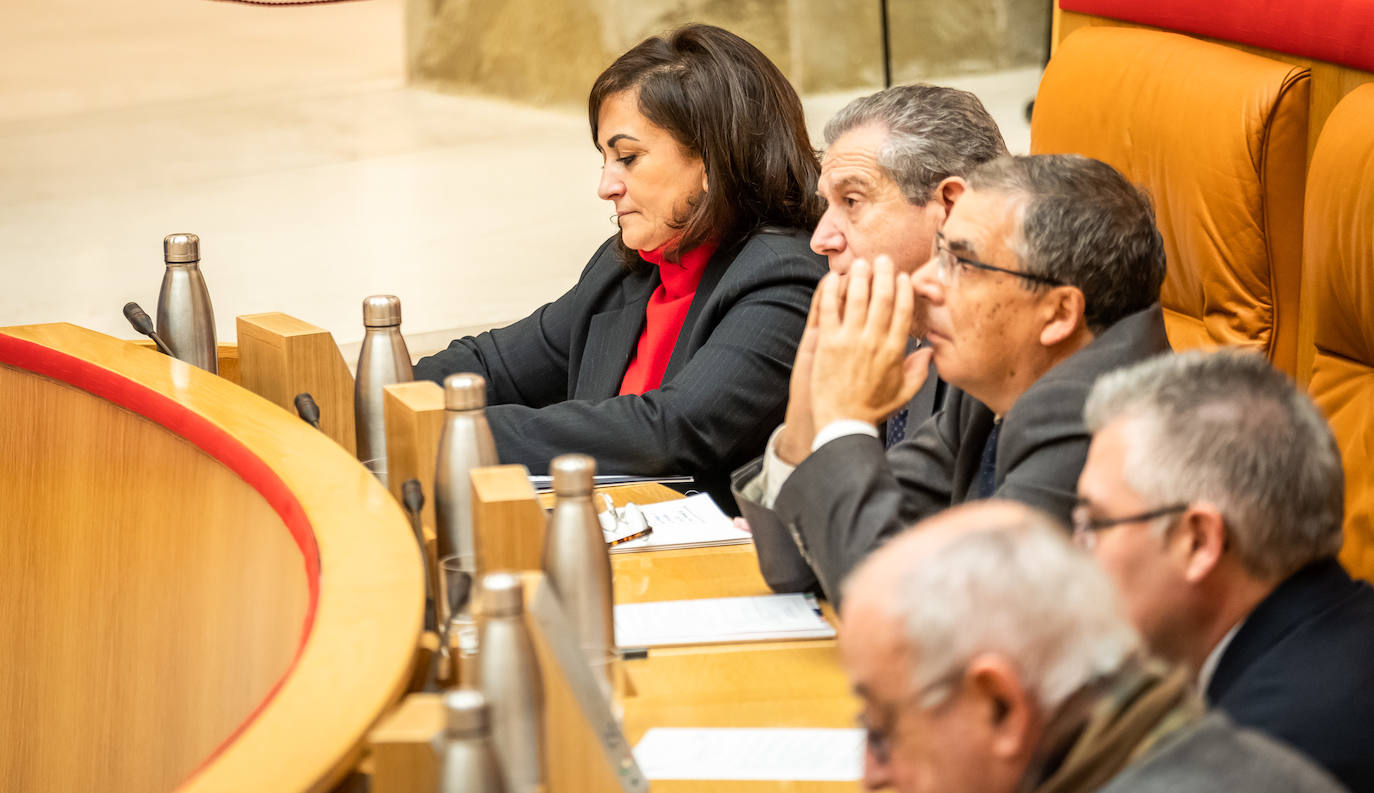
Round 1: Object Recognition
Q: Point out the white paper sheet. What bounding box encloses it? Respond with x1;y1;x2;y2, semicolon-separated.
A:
605;493;752;552
614;593;835;648
633;727;864;781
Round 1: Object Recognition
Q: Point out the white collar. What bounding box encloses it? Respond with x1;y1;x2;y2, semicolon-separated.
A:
1198;618;1245;698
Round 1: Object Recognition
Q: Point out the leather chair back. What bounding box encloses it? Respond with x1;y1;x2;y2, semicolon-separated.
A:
1032;27;1310;374
1303;83;1374;582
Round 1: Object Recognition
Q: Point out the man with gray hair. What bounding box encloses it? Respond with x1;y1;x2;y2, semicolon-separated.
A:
841;499;1344;793
807;84;1007;280
732;83;1005;543
803;84;1008;429
737;154;1170;601
1077;350;1374;793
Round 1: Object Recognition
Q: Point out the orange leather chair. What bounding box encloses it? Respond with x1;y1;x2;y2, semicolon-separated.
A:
1031;28;1310;375
1302;83;1374;583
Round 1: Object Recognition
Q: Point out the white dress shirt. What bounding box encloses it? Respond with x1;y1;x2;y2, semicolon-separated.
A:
756;420;879;507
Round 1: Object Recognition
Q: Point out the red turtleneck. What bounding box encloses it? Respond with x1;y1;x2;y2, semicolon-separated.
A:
618;241;718;395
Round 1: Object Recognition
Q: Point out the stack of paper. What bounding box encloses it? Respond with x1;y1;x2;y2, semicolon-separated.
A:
607;493;752;553
633;727;864;781
614;593;835;648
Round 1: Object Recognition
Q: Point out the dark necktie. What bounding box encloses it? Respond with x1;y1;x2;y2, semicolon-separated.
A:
885;406;910;449
973;420;1002;499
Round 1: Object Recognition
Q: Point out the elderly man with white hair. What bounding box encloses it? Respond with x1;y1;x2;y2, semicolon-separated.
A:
840;500;1344;793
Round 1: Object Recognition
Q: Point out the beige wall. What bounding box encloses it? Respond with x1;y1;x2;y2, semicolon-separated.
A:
891;0;1051;82
408;0;1048;105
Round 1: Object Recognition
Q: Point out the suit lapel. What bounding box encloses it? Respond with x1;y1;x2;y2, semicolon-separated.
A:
662;240;738;384
575;266;659;400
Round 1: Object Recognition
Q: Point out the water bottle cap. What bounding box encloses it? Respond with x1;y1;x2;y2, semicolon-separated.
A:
442;688;490;735
551;453;596;495
443;373;488;410
480;572;525;617
163;233;200;263
362;295;402;327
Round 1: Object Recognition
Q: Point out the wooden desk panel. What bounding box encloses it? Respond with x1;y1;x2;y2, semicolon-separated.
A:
237;312;357;454
620;640;858;793
0;365;310;793
613;544;769;604
383;474;857;791
0;324;423;793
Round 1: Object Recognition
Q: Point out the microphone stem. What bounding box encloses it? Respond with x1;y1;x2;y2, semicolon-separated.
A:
146;331;174;357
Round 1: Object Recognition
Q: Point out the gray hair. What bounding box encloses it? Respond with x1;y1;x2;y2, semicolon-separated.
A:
1084;350;1345;581
824;83;1008;205
965;154;1166;333
852;512;1141;713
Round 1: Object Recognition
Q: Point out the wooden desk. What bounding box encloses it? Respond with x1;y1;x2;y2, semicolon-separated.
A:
368;477;857;792
597;485;858;791
0;323;422;793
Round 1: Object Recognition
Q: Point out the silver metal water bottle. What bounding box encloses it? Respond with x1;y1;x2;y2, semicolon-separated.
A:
477;573;546;793
354;294;413;483
156;233;218;373
432;688;507;793
542;454;615;694
434;373;499;587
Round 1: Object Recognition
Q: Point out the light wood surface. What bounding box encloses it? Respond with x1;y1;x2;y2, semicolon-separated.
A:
368;473;859;792
129;338;242;385
523;571;646;793
0;323;423;793
383;380;445;540
471;464;549;574
0;360;308;793
372;570;644;793
236;312;357;453
613;544;768;604
369;694;443;793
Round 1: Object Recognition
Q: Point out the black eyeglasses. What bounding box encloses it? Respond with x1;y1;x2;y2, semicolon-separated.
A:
1071;503;1190;548
933;238;1066;287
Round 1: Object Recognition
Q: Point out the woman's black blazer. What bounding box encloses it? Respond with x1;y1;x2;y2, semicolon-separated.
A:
414;229;826;506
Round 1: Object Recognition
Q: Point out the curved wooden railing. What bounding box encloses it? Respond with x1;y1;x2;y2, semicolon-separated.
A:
0;322;422;793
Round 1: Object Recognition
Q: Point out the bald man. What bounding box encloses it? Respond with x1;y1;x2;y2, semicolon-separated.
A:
839;501;1344;793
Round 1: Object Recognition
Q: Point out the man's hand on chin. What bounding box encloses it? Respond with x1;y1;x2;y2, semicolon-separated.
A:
810;256;933;431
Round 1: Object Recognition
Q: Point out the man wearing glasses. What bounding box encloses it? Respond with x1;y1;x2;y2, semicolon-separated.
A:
840;500;1341;793
798;84;1009;439
735;154;1169;601
1076;350;1374;793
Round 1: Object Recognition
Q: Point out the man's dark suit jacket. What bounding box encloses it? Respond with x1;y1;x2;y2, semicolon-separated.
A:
732;303;1170;601
1208;557;1374;793
413;230;826;507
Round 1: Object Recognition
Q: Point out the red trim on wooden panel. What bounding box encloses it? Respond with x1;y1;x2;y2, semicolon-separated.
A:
0;331;321;786
1060;0;1374;73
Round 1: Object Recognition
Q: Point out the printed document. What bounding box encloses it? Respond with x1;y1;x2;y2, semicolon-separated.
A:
614;593;834;647
633;727;864;781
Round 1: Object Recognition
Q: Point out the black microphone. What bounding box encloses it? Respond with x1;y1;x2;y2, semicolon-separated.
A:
293;392;322;429
401;478;437;632
122;302;173;356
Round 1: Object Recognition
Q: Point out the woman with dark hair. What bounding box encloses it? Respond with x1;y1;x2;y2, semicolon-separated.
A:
414;24;825;506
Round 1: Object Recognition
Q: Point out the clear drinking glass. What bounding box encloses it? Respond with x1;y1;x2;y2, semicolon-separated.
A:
438;553;479;679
